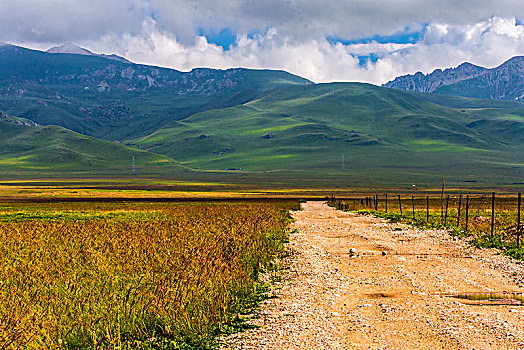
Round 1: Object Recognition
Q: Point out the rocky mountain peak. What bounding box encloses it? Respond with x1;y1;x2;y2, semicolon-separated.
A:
46;43;131;63
383;56;524;101
47;43;94;55
498;56;524;69
383;61;489;93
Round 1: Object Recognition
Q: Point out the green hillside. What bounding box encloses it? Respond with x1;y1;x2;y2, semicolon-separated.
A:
133;83;524;185
0;120;185;176
0;44;311;141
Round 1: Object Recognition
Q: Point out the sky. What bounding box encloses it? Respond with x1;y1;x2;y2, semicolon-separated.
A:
1;0;523;84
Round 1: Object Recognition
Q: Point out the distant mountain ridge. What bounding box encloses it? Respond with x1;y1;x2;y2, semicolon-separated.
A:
47;43;131;63
383;56;524;101
0;43;312;141
383;62;488;93
1;44;311;95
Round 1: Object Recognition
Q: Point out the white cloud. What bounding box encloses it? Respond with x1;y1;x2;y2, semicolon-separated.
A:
1;1;523;85
85;24;366;82
383;16;524;75
77;16;523;85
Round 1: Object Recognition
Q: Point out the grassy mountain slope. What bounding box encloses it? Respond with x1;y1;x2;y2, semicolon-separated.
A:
0;120;185;176
133;83;523;184
0;44;311;141
407;91;524;146
409;91;524;109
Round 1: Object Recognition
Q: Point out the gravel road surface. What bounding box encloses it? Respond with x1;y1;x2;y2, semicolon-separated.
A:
221;201;524;349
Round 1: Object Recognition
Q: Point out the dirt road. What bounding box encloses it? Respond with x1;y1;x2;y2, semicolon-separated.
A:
222;201;524;349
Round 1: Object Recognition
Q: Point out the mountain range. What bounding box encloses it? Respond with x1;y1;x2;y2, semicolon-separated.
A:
46;43;132;63
0;43;310;141
383;57;524;101
0;43;522;186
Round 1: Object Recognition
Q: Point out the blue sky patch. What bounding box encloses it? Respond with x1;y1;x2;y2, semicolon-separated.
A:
150;11;158;21
198;25;426;53
356;53;381;66
327;24;427;46
247;29;267;40
198;27;237;50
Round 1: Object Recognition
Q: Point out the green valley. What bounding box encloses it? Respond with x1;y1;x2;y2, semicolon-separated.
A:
0;120;185;176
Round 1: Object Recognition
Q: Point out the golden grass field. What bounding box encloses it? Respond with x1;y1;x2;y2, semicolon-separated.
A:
0;200;298;349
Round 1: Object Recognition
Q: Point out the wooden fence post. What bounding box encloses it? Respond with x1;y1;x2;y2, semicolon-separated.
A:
426;196;429;223
465;195;469;232
518;192;521;247
441;178;445;223
491;192;495;239
412;195;415;220
444;195;449;226
385;193;388;213
457;194;462;227
398;195;403;216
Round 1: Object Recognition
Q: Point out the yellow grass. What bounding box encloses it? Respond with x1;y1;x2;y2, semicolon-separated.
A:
0;201;297;349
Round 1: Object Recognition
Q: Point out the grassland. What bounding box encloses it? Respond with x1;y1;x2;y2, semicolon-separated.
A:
0;178;520;350
1;175;522;207
0;200;298;349
132;83;524;187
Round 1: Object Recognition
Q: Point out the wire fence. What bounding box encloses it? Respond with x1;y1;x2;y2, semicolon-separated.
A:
328;192;523;248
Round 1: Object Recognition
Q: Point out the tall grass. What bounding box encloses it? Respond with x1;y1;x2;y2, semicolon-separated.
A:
0;201;297;349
